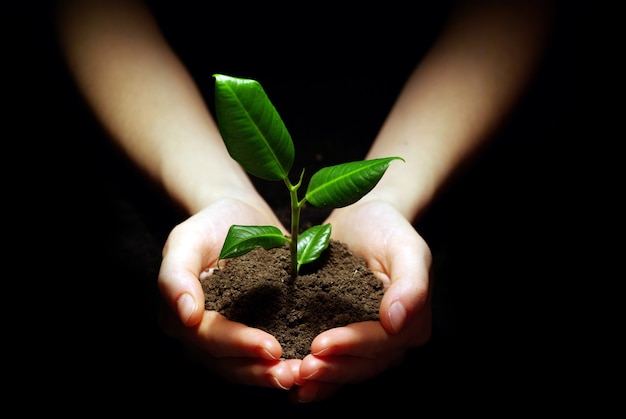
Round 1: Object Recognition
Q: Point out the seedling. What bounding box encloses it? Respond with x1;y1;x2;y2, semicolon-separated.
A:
214;74;403;279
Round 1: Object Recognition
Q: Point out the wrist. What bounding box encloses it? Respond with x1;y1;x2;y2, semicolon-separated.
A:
356;181;433;223
161;156;264;215
184;177;268;216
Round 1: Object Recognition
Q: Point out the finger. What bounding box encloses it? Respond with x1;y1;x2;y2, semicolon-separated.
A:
309;309;430;361
195;311;284;359
160;307;283;360
290;380;344;404
183;344;296;390
161;306;294;389
285;359;305;385
309;321;390;357
299;351;404;385
377;231;431;336
303;322;405;383
211;358;296;390
158;223;212;327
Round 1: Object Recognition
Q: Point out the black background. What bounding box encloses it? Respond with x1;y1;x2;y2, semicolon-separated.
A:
5;1;604;414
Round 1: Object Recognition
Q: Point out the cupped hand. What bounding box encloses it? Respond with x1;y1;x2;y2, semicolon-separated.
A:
157;196;299;390
290;200;432;403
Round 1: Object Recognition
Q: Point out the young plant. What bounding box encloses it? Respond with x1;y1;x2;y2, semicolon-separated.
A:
214;74;403;279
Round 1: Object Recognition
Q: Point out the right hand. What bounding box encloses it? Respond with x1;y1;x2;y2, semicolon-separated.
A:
157;197;300;390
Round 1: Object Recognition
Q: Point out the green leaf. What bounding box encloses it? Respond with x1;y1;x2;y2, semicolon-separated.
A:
219;225;289;260
305;157;404;208
213;74;294;181
297;224;332;271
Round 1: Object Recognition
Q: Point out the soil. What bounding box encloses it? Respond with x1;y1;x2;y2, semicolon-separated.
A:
201;240;385;360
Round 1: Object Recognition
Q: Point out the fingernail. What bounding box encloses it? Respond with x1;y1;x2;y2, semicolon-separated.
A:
312;346;330;356
268;374;290;390
257;346;278;360
297;388;315;403
389;301;406;333
301;368;321;380
177;293;196;325
298;395;312;403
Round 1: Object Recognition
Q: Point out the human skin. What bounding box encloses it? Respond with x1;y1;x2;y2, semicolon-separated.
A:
293;0;553;402
56;0;554;403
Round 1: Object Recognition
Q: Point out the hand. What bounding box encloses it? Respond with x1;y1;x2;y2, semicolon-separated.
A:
290;200;432;403
157;196;299;390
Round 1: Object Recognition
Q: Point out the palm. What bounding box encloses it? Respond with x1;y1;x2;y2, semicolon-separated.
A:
292;200;432;401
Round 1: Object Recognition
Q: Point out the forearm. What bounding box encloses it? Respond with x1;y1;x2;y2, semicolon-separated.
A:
56;0;258;214
362;0;554;221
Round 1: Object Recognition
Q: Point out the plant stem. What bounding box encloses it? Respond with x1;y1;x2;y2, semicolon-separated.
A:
286;178;301;279
290;198;301;279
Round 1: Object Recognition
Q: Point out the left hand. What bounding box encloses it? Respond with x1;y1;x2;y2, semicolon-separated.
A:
289;200;432;403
